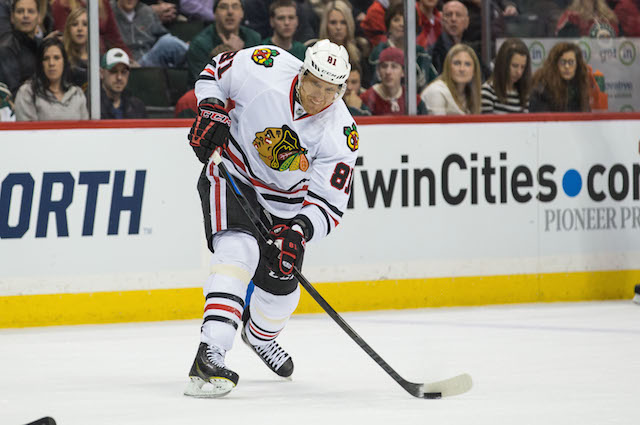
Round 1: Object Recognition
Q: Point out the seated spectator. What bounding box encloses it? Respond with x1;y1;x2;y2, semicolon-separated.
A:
33;0;55;40
556;0;619;37
431;0;468;74
14;37;88;121
140;0;178;25
293;0;321;42
343;62;371;116
0;81;15;121
174;88;196;118
113;0;188;68
51;0;132;55
99;48;146;119
100;48;146;119
529;41;591;112
361;46;419;115
180;0;214;23
187;0;261;84
0;0;41;95
263;0;306;60
481;38;531;114
421;43;482;115
63;7;88;89
360;0;393;48
313;1;369;85
416;0;442;50
368;1;437;91
614;0;640;36
457;0;517;46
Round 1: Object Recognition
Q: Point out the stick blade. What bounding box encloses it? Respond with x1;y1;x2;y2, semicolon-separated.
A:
25;418;57;425
422;373;473;398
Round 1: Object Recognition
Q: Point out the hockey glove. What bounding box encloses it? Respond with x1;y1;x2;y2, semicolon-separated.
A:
265;224;306;277
188;98;231;163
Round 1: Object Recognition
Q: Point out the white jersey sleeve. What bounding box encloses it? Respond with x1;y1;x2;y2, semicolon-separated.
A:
296;109;359;242
194;50;246;104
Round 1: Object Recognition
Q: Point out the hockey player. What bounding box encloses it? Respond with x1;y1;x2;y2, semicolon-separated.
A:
184;39;359;398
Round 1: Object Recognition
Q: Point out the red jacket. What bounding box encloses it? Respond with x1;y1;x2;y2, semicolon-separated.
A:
51;0;132;55
361;1;387;48
614;0;640;36
416;7;442;50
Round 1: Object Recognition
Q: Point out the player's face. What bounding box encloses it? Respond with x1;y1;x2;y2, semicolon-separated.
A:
327;9;347;45
378;61;403;91
216;0;244;33
70;12;88;46
117;0;138;13
345;70;361;97
299;73;340;115
270;6;298;39
557;50;577;81
10;0;39;36
43;45;64;84
101;63;130;95
387;14;404;42
508;53;527;86
450;51;474;86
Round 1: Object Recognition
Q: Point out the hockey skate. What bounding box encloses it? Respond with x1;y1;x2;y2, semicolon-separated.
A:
184;342;239;398
241;321;294;378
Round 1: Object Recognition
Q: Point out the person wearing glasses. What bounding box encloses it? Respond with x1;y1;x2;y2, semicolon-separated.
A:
529;42;591;113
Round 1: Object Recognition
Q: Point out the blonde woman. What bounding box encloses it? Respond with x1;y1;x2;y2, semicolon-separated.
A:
556;0;619;37
51;0;131;55
63;7;88;89
316;1;364;69
420;43;481;115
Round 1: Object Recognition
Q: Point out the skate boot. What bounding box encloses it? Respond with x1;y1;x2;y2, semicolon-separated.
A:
184;342;239;398
241;322;294;378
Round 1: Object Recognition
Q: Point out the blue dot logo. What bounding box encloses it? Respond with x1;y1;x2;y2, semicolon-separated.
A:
562;169;582;197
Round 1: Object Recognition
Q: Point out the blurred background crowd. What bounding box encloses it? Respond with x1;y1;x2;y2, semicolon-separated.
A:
0;0;638;121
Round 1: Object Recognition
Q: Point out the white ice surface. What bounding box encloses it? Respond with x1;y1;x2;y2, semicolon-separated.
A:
1;301;639;425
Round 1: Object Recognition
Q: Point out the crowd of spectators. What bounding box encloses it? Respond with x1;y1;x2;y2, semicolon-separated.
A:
0;0;638;122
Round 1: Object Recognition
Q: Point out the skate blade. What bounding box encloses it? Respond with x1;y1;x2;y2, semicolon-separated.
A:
184;376;235;398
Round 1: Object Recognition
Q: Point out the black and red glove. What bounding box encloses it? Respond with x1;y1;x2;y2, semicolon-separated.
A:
265;224;306;277
188;98;231;163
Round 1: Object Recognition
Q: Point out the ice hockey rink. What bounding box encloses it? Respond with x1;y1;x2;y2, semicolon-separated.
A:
2;300;639;425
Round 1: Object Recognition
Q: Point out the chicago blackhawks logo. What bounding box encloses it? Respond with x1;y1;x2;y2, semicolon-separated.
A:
251;48;280;68
253;125;309;172
343;123;359;152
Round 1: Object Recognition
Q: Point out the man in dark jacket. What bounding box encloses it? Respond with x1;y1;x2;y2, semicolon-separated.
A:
0;0;40;95
186;0;261;84
100;48;147;119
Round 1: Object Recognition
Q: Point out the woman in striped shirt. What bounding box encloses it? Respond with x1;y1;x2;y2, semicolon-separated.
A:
481;38;531;114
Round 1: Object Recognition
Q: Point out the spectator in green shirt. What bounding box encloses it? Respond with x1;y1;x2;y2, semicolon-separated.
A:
262;0;306;61
186;0;261;84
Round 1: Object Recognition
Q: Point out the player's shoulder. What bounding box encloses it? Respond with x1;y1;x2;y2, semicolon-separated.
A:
322;101;360;157
235;45;302;75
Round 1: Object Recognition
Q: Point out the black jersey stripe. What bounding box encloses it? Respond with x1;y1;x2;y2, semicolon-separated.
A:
205;292;245;307
307;203;332;236
197;74;216;82
262;194;305;204
308;190;344;217
203;315;239;329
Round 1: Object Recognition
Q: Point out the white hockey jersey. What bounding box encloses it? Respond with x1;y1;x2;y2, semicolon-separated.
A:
195;46;359;243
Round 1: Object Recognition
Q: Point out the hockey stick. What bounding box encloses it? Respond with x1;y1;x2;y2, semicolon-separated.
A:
210;149;472;398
